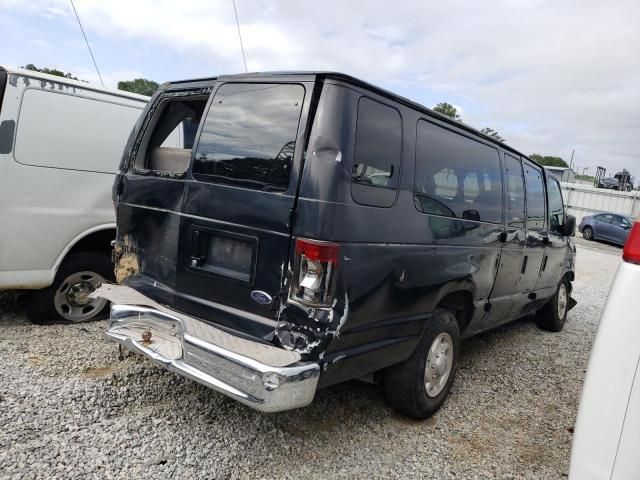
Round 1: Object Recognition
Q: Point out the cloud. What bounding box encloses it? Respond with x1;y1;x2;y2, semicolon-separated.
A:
2;0;639;175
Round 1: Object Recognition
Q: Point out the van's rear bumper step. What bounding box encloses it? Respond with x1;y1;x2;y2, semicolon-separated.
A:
98;285;319;412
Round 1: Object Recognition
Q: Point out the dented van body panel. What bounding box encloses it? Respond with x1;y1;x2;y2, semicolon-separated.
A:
108;71;576;411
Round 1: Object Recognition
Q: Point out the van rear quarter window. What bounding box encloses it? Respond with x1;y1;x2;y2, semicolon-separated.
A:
193;83;305;191
414;120;503;223
351;97;402;208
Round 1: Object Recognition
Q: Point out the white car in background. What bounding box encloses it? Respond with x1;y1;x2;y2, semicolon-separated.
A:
570;214;640;479
0;65;148;322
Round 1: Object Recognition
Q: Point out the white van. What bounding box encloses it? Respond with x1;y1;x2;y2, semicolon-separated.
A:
0;65;148;322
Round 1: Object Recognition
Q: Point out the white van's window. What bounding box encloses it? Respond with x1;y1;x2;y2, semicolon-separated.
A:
414;120;503;223
351;97;402;208
193;83;305;191
547;178;565;233
14;88;143;173
524;162;546;231
138;96;207;174
504;154;526;228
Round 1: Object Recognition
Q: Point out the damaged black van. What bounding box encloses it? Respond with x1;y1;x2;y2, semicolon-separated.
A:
97;72;576;418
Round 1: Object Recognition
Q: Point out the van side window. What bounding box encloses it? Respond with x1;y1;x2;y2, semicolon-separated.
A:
524;162;546;231
504;154;525;228
351;97;402;208
414;120;503;223
136;96;208;174
547;178;565;233
193;83;305;192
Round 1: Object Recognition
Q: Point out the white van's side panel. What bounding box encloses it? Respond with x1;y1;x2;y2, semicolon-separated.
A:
0;69;147;289
14;88;143;173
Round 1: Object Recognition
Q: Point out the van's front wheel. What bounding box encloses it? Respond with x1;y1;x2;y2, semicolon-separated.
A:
384;308;460;419
26;253;113;324
536;277;570;332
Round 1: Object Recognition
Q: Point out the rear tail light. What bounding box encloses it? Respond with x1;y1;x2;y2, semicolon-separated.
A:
623;219;640;264
291;238;340;307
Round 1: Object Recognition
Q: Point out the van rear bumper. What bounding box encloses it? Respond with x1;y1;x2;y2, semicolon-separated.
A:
106;303;320;412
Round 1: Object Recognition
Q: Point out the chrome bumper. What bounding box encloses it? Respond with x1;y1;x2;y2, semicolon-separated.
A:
106;303;320;412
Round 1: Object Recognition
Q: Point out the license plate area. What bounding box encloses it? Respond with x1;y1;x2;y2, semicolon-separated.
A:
189;227;258;284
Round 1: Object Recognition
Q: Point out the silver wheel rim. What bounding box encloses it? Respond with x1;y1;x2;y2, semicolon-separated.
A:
53;271;107;322
557;283;567;319
584;228;592;240
424;332;454;398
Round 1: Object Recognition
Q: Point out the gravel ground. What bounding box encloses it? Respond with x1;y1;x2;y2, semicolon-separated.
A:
0;242;622;479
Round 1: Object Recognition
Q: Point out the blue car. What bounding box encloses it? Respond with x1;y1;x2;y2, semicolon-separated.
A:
579;213;633;245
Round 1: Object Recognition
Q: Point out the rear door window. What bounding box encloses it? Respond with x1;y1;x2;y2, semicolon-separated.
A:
600;214;615;224
414;120;503;223
523;161;546;231
351;97;402;207
136;95;208;174
193;83;305;191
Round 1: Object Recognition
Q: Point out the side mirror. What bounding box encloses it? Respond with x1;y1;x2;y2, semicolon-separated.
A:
562;215;576;237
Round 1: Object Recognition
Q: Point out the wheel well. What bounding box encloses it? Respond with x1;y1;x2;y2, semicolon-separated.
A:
437;290;473;334
67;229;116;257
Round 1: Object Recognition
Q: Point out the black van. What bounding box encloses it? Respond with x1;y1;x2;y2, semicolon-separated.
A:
99;72;576;418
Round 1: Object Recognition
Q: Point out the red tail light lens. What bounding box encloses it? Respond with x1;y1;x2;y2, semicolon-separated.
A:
623;220;640;264
295;239;340;265
291;239;340;306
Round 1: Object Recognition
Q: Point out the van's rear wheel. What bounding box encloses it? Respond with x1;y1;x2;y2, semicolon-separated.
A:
384;308;460;419
26;253;113;324
536;277;569;332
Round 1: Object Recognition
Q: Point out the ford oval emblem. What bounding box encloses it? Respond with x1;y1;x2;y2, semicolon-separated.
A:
250;290;273;305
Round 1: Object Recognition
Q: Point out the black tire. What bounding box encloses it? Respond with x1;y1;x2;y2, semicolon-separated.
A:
26;252;114;324
536;277;570;332
582;226;593;240
384;308;460;419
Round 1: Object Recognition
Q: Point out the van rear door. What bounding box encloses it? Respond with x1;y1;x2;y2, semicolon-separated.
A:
173;80;312;338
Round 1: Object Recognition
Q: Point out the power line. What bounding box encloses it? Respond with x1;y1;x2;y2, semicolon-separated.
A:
69;0;104;86
232;0;248;72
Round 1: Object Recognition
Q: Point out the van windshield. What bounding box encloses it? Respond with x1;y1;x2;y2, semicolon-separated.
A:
193;83;305;191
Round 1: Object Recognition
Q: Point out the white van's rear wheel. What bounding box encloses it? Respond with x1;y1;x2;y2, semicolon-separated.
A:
26;253;114;324
53;270;108;321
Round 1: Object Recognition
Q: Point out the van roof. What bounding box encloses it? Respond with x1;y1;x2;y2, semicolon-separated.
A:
0;65;150;102
168;70;538;164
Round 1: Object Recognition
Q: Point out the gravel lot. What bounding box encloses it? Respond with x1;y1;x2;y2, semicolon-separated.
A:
0;240;622;479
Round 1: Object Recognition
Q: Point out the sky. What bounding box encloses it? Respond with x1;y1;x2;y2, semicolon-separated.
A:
1;0;638;178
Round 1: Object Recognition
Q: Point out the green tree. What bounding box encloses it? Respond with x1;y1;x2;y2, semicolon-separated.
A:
480;127;505;142
22;63;79;80
117;78;159;96
432;102;461;120
530;154;569;168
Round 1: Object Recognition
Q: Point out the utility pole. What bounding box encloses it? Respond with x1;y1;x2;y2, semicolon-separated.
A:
569;149;575;170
